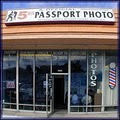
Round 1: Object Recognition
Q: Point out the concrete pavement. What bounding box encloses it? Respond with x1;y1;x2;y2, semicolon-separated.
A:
2;110;119;119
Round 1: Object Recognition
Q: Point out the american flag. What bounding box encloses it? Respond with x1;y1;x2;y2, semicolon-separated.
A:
109;62;116;89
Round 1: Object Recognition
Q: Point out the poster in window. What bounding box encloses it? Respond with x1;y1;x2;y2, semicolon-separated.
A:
6;81;15;88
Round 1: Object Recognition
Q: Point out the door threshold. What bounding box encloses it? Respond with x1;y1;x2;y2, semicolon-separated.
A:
54;109;67;114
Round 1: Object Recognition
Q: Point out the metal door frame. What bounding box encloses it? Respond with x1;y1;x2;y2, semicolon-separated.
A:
51;74;68;112
46;73;54;117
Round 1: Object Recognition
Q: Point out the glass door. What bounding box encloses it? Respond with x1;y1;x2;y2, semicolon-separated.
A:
46;74;54;117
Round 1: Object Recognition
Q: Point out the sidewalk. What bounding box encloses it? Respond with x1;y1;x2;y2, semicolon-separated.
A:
2;112;119;119
51;111;119;119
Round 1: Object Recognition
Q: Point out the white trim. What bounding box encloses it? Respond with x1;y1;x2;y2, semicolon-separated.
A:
70;111;117;114
70;105;103;107
46;74;48;116
3;103;17;105
68;50;71;114
86;50;89;112
16;51;19;111
50;50;52;74
51;73;68;75
102;51;105;112
52;75;54;112
33;52;35;112
3;109;17;111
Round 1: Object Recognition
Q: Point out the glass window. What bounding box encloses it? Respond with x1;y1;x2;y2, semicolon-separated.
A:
3;51;17;109
70;51;87;112
19;51;34;110
104;51;118;111
35;51;51;111
52;50;68;73
88;51;103;112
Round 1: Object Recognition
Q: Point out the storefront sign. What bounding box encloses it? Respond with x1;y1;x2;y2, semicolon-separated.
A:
109;62;116;89
6;81;15;88
5;8;115;25
90;52;97;86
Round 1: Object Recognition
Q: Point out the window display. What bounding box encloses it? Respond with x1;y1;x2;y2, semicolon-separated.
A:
2;50;118;113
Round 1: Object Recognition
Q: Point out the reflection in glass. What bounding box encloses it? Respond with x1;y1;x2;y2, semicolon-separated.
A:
35;51;51;107
70;51;87;112
52;51;68;73
19;51;33;106
3;51;17;109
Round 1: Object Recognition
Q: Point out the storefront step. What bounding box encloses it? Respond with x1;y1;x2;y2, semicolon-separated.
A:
2;110;47;118
2;110;118;118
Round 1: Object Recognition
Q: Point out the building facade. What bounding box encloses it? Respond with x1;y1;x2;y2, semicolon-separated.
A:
2;8;118;117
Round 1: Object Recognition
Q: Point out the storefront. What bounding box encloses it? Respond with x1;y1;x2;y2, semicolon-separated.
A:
2;8;118;117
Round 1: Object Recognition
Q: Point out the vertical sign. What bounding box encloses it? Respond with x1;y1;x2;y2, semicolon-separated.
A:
90;52;97;86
